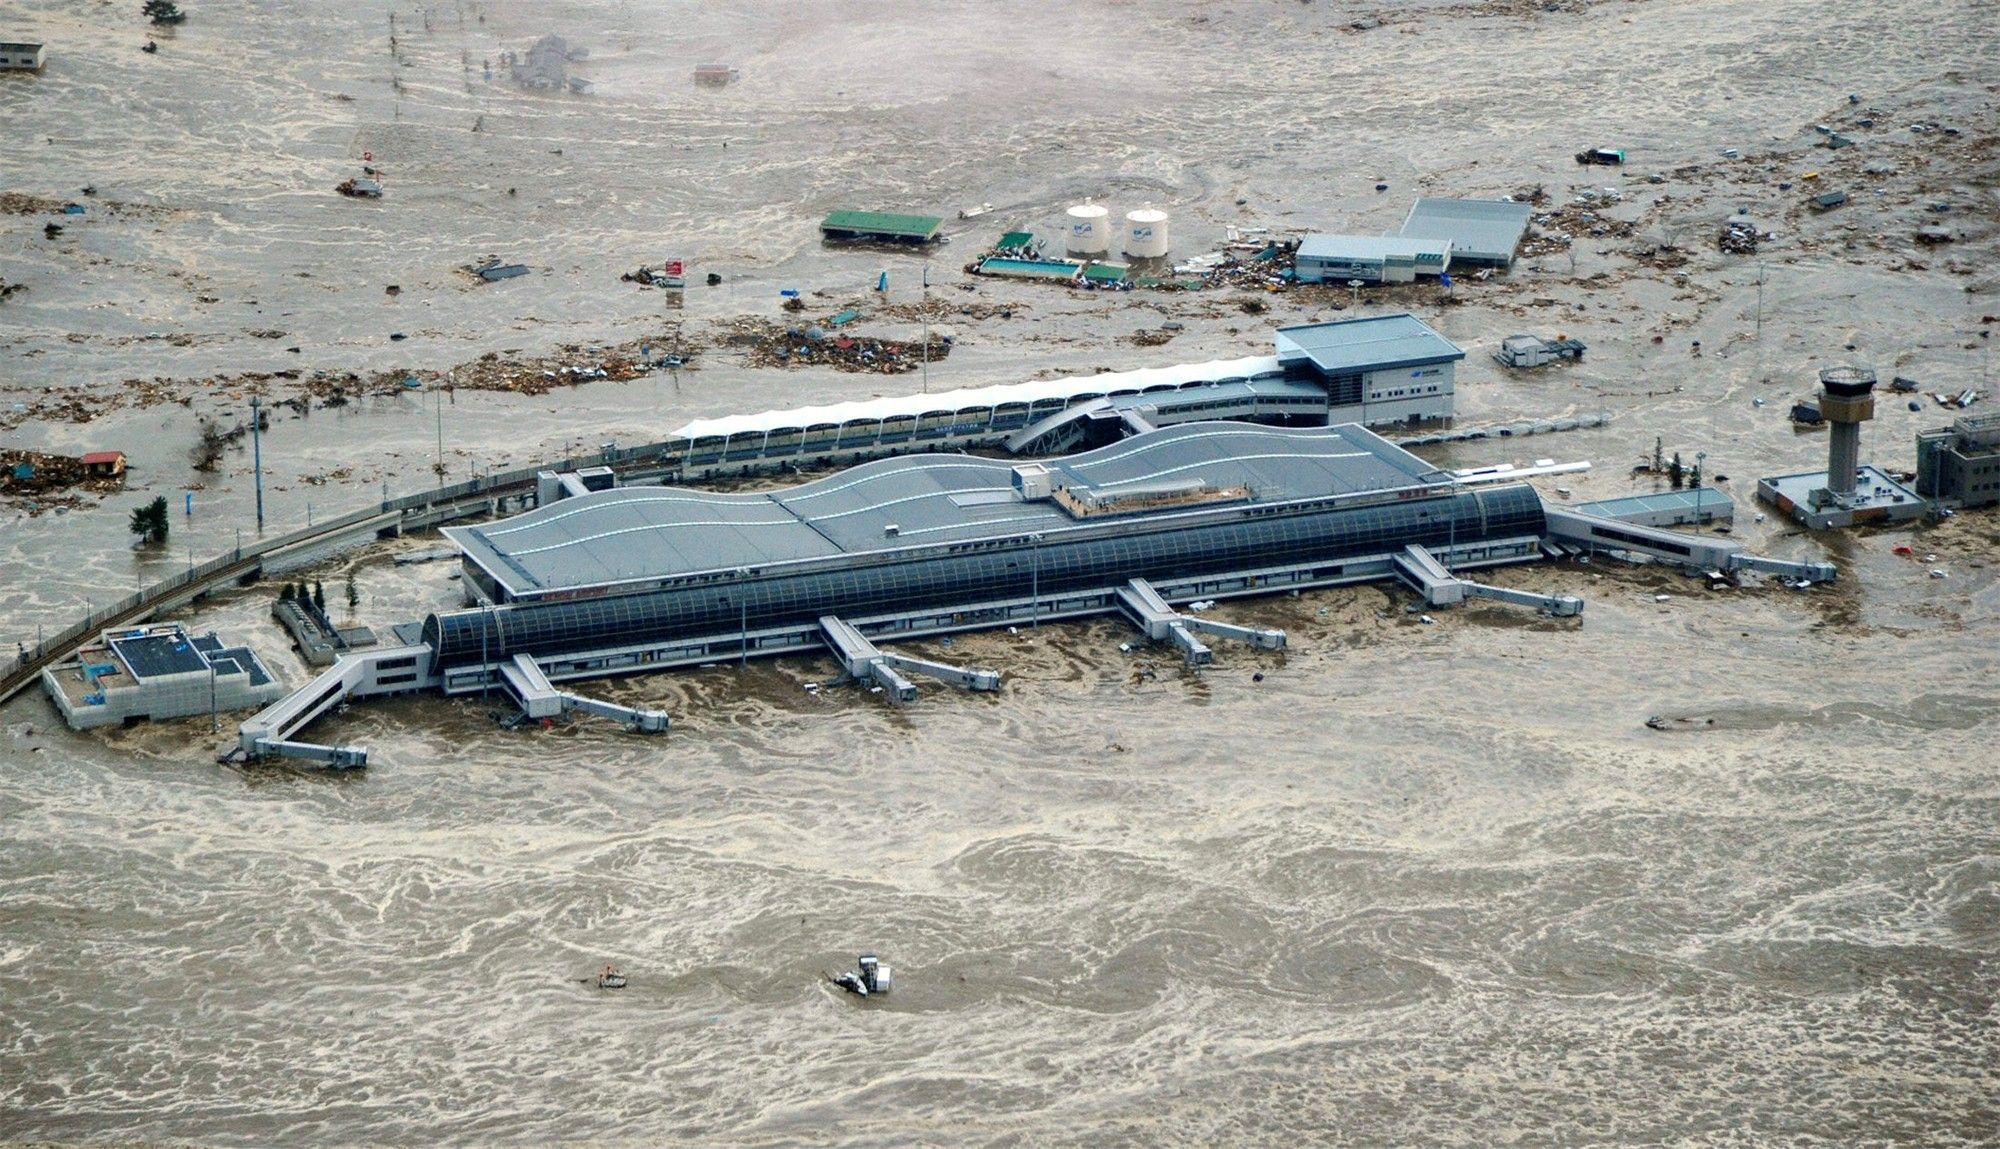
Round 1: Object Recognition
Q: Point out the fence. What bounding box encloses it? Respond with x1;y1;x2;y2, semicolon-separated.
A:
0;427;730;706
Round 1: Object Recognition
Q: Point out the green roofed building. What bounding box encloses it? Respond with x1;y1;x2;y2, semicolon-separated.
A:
820;210;945;244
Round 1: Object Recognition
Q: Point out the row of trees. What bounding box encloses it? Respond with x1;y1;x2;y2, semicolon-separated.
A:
278;577;362;614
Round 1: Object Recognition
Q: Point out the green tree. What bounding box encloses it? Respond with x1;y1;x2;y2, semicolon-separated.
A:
312;580;326;611
143;1;186;25
127;495;169;544
345;573;360;614
279;583;295;602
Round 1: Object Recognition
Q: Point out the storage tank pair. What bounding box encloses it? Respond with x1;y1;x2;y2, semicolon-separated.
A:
1066;199;1170;259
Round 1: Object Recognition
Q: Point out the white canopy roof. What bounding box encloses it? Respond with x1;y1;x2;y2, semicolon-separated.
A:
670;354;1283;440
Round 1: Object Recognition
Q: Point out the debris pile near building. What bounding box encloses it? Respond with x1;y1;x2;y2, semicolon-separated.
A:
0;449;127;495
723;320;954;374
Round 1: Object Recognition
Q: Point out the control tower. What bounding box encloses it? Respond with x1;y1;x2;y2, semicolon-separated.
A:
1757;363;1924;529
1818;365;1876;496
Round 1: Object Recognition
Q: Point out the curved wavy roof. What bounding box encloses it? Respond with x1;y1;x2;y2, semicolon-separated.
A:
444;422;1455;598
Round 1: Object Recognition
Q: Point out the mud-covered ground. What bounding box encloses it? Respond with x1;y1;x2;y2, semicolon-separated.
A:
2;0;1997;1145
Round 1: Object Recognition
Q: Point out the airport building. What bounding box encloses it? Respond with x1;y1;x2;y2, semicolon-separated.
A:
236;420;1835;768
1915;411;2000;508
44;623;281;730
665;314;1464;473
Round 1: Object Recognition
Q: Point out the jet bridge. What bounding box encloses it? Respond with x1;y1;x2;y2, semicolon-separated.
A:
1116;578;1287;666
235;648;423;768
1394;544;1584;616
1543;506;1836;583
498;653;670;732
819;616;1001;704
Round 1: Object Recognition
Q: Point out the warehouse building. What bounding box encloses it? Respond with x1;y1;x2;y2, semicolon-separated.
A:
1293;235;1452;284
819;210;945;244
1398;198;1535;268
1916;410;2000;508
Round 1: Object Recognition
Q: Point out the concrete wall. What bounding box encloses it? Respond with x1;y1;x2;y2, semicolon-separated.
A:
45;665;281;730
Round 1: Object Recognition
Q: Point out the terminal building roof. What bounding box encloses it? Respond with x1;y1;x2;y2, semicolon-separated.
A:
1274;314;1465;376
446;422;1459;598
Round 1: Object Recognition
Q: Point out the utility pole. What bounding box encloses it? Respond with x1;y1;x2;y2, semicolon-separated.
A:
435;386;445;485
921;263;931;395
250;395;265;530
1695;452;1706;531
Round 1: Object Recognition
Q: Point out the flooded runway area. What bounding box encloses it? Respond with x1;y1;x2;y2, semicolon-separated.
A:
3;0;1999;1144
5;574;1996;1145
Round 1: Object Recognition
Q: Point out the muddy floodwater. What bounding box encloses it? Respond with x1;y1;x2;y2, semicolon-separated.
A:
3;0;1998;1145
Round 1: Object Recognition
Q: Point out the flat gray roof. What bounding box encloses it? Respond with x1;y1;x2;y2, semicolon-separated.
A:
1297;234;1451;261
1398;198;1534;263
1274;314;1464;376
447;422;1455;597
1575;489;1734;518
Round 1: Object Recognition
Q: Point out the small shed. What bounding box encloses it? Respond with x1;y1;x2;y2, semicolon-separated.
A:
81;451;127;478
1493;334;1586;369
0;41;47;71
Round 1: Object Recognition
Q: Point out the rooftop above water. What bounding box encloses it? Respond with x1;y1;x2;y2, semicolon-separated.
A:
447;422;1458;597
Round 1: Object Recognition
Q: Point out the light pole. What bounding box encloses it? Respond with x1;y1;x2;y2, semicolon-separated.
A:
250;395;265;531
921;263;931;395
434;386;445;485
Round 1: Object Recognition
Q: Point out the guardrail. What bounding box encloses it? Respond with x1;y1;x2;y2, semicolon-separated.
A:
0;426;728;709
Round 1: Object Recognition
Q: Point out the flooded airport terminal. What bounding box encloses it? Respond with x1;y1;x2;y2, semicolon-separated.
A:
2;2;1996;1145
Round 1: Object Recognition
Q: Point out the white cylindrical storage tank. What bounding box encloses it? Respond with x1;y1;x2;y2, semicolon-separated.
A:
1066;200;1111;256
1124;208;1170;259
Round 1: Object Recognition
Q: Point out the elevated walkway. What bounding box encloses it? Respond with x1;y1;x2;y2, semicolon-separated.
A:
819;615;1000;704
1543;507;1835;582
236;648;419;768
1394;544;1583;617
1392;544;1464;607
499;653;670;732
1115;578;1286;666
1006;398;1112;455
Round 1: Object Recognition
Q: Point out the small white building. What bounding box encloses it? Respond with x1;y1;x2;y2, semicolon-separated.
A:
1493;334;1586;368
1294;234;1452;284
0;41;47;71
